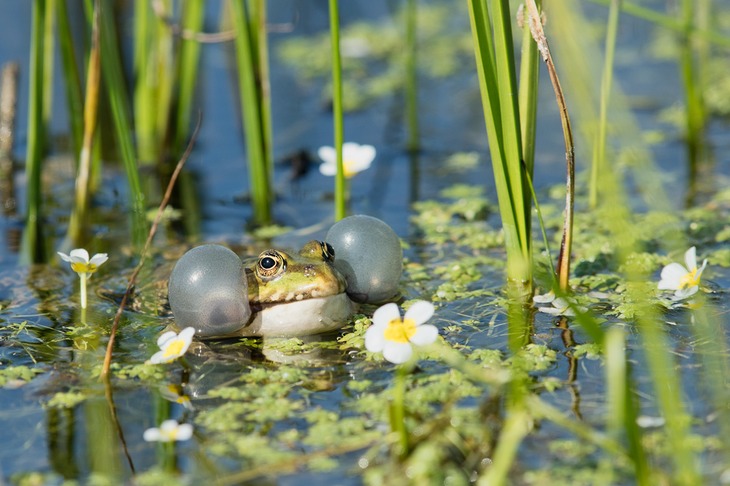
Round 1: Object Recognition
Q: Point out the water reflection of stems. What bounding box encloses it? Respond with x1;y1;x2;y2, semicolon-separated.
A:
404;0;419;152
328;0;346;221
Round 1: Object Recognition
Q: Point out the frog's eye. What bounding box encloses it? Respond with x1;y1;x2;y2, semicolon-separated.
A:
321;241;335;262
257;250;286;279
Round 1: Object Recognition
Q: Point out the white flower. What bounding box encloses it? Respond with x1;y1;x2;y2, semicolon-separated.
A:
148;327;195;364
318;142;375;178
143;419;193;442
658;246;707;300
58;248;108;278
534;291;584;316
365;301;438;364
159;384;194;411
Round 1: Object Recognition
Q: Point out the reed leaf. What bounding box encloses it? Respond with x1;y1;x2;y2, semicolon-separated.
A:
95;0;146;244
22;0;48;264
230;0;271;225
329;0;346;221
466;0;531;287
174;0;204;154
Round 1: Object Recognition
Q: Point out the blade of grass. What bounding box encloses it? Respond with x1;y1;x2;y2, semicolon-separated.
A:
57;0;84;160
405;0;419;152
466;0;531;287
174;0;204;154
329;0;346;221
95;0;147;244
230;0;271;225
590;0;621;209
22;0;48;264
66;0;101;247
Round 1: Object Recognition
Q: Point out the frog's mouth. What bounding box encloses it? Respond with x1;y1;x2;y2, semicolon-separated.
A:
238;293;356;338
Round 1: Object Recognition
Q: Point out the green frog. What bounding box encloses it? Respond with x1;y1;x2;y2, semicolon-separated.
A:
236;240;355;337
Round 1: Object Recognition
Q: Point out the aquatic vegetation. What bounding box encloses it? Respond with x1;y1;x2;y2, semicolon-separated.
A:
143;420;193;443
57;248;108;309
657;246;708;299
317;142;375;178
147;327;195;365
364;301;438;364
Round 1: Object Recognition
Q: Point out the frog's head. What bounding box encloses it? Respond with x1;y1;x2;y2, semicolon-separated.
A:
245;240;347;308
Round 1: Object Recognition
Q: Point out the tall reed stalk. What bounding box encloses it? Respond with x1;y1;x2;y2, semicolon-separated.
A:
95;0;147;244
680;0;706;168
230;0;272;225
134;0;174;165
66;0;101;246
405;0;419;152
329;0;346;221
590;0;621;209
173;0;204;154
22;0;48;264
56;0;84;160
466;0;531;290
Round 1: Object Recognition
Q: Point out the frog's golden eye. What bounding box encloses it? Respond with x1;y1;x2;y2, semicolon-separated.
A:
257;250;286;279
321;241;335;262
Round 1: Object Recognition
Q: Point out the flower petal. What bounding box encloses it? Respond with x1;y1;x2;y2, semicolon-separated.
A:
372;303;401;327
658;263;688;290
317;146;336;164
319;162;337;176
404;300;434;326
684;246;697;271
69;248;90;263
175;423;193;441
156;331;178;347
57;251;72;263
532;291;555;304
674;286;698;300
409;324;438;346
89;253;108;266
148;350;169;364
364;325;386;353
382;341;413;364
143;428;161;442
696;259;708;280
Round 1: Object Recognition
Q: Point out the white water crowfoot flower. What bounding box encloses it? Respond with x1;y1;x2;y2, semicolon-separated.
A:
533;290;586;317
365;301;438;364
658;246;708;300
143;419;193;442
318;142;375;178
148;327;195;364
58;248;108;309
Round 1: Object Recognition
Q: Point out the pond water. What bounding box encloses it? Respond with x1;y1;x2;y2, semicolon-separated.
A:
1;0;730;484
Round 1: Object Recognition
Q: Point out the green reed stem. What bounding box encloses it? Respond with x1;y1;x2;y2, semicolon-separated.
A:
174;0;204;154
389;365;410;457
67;0;101;246
56;0;84;160
680;0;705;166
603;327;649;485
252;0;273;171
478;405;530;485
590;0;621;209
467;0;531;287
231;0;271;225
518;1;539;177
405;0;419;152
96;0;146;244
329;0;346;221
22;0;47;264
42;0;55;133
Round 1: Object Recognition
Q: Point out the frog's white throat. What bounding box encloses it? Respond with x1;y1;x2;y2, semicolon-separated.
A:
237;293;356;337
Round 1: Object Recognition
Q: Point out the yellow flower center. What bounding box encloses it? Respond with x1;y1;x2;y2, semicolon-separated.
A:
384;317;417;343
71;262;96;274
344;159;358;178
163;339;186;359
679;267;700;289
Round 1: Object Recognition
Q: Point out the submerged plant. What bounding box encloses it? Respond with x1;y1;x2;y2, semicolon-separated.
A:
57;248;108;309
148;327;195;365
658;246;708;299
365;300;438;364
318;142;375;178
143;419;193;442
